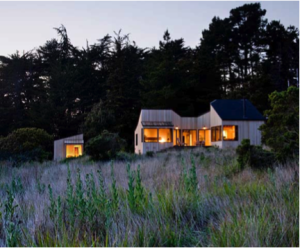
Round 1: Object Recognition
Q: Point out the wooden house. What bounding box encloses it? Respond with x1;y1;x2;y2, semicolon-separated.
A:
54;134;84;160
134;99;265;154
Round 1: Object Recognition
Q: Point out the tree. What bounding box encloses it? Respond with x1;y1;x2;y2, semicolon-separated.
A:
141;30;196;115
104;31;146;148
260;86;299;161
0;51;44;136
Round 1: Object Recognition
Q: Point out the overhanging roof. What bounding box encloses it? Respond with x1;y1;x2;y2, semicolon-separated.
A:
141;121;174;127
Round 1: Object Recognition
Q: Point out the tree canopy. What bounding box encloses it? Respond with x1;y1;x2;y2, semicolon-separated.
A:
0;3;298;150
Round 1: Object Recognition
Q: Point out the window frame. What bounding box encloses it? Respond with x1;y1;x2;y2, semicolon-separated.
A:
142;128;173;143
136;133;138;146
158;128;173;143
223;125;239;141
211;126;222;142
143;128;158;143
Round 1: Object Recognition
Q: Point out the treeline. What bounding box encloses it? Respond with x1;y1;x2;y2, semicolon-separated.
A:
0;3;298;149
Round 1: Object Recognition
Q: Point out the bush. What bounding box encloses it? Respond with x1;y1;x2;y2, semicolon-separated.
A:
85;130;126;161
0;128;53;163
236;139;275;170
146;151;154;157
116;151;137;162
260;86;299;162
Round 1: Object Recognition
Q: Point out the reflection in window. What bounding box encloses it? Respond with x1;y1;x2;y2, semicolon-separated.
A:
143;129;158;142
211;126;222;142
159;129;172;143
223;126;238;141
66;145;83;158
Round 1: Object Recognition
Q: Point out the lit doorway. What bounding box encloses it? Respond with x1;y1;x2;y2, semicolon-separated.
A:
182;130;197;146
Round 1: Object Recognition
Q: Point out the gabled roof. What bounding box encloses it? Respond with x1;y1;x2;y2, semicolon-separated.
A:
211;99;265;120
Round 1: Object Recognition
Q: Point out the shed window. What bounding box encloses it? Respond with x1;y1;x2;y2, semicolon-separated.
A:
223;125;238;141
143;129;158;142
66;144;83;158
159;129;172;143
136;134;138;146
211;126;222;142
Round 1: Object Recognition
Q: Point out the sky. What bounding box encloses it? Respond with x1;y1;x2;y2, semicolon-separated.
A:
0;1;298;56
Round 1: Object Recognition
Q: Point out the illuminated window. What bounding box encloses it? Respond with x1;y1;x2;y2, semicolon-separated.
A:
159;129;172;143
223;125;238;141
143;129;158;142
211;126;222;142
199;130;205;141
66;144;83;158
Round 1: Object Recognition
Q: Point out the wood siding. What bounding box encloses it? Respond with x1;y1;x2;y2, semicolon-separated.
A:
134;107;264;153
197;112;210;129
54;134;84;160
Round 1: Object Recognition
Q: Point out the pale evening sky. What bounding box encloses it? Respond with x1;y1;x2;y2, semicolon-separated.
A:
0;1;298;56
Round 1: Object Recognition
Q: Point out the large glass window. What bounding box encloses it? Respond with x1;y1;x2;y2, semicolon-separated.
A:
159;129;172;143
66;144;83;158
211;126;222;142
223;125;238;141
199;130;205;141
143;129;158;142
182;130;197;146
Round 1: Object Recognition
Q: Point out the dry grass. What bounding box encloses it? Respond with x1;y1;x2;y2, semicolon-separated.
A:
0;147;298;246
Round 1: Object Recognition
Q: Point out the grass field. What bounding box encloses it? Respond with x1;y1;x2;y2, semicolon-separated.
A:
0;147;298;246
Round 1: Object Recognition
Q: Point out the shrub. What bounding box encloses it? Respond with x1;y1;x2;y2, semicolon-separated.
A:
0;128;53;163
85;130;126;160
236;139;275;170
260;86;299;162
116;151;137;162
146;151;154;157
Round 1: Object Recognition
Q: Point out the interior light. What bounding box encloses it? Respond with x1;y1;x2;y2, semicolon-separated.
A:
203;127;207;129
175;127;179;130
159;138;166;143
223;130;227;138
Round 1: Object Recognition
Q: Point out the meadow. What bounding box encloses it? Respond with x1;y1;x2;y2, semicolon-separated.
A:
0;147;298;247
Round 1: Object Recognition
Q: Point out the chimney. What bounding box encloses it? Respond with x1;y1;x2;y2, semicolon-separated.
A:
243;99;247;119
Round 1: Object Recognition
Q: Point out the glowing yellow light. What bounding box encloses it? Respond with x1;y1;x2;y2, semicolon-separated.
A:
159;138;166;143
203;127;207;130
175;127;179;130
223;130;227;138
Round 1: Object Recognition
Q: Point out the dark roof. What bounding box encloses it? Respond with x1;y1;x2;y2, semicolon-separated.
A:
211;99;265;120
141;121;173;127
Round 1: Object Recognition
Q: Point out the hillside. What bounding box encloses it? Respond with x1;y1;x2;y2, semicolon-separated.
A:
0;147;298;246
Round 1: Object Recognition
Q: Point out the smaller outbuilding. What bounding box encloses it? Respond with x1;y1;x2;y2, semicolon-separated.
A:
54;134;84;160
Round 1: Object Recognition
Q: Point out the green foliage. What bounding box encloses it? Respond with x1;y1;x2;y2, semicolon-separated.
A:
236;139;275;170
116;151;138;162
83;100;116;140
85;130;126;161
0;128;53;163
146;151;154;157
4;189;21;247
260;86;299;162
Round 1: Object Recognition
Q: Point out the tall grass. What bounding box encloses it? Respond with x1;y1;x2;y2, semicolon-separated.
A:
0;147;298;246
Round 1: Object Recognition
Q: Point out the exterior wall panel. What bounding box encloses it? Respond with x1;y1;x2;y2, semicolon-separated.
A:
54;134;84;160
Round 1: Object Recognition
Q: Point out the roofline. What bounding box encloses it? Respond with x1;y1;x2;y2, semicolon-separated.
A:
54;133;84;142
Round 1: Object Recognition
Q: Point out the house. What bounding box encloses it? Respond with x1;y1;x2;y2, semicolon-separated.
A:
54;134;84;160
134;99;265;154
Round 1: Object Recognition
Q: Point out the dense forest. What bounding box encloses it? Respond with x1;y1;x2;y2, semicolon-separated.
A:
0;3;298;149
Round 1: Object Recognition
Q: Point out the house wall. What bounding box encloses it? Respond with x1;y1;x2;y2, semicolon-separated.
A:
54;134;84;160
197;112;210;128
210;105;223;148
134;112;143;154
134;107;264;153
221;120;264;148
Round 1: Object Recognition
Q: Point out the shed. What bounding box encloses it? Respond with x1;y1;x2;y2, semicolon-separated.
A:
54;134;84;160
